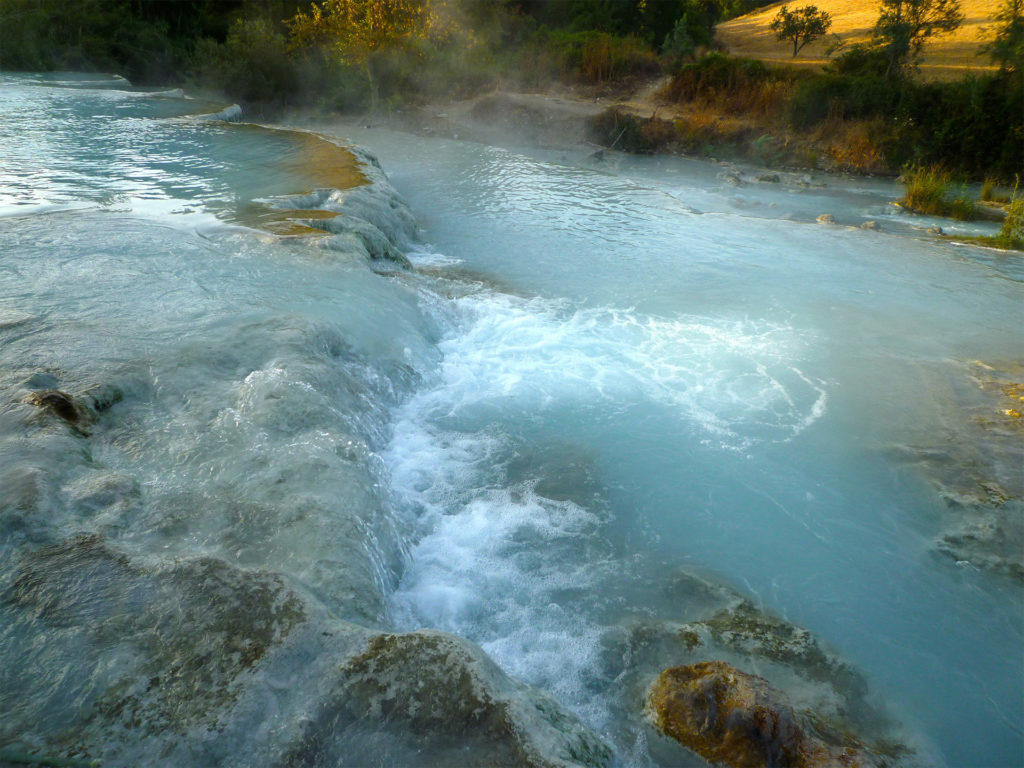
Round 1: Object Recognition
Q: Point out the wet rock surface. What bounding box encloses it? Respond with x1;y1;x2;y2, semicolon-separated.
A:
286;630;612;768
888;360;1024;580
1;532;611;768
25;389;91;426
648;661;884;768
0;148;612;768
594;569;915;767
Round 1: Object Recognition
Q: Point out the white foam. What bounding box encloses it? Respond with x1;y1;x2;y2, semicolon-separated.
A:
404;290;826;450
384;286;829;734
389;482;610;724
404;246;464;267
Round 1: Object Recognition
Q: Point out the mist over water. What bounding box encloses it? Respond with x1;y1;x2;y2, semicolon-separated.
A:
1;74;1021;767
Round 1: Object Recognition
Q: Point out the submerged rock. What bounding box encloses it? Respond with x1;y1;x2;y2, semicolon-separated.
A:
24;389;89;425
698;601;868;707
3;533;611;768
860;221;881;231
0;309;34;329
599;569;915;766
647;661;882;768
816;214;835;225
887;361;1024;580
287;630;612;768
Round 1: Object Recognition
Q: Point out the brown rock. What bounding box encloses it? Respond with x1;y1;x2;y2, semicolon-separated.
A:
647;661;880;768
25;389;86;424
648;661;806;766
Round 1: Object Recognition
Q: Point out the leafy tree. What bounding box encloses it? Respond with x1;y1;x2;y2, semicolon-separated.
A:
769;5;833;57
662;15;697;64
872;0;964;76
985;0;1024;76
288;0;437;111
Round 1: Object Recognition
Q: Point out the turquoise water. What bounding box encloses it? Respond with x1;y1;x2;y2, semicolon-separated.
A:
1;74;1022;766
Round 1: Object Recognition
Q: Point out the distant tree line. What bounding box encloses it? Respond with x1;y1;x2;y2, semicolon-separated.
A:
0;0;1019;179
0;0;305;82
0;0;775;82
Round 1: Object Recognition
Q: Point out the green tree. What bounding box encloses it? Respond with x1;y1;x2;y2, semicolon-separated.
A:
769;5;833;57
872;0;964;76
288;0;437;111
985;0;1024;75
662;14;696;64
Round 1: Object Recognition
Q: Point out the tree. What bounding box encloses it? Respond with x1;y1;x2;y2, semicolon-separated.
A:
985;0;1024;76
769;5;832;58
662;14;696;64
872;0;964;76
288;0;437;111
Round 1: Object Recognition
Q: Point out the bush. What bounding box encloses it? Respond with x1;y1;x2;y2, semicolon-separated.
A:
372;38;499;106
788;74;904;127
191;18;305;110
662;53;797;115
982;177;1014;203
996;195;1024;249
827;43;892;78
587;108;676;153
902;166;977;220
788;69;1023;179
516;29;661;87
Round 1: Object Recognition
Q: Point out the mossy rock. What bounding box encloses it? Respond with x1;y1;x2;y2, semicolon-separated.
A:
8;535;306;737
699;601;868;704
285;629;612;768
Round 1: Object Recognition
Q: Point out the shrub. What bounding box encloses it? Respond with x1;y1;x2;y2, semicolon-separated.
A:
515;29;660;87
980;177;1015;203
788;74;904;127
827;44;891;77
996;194;1024;248
192;18;300;108
587;108;676;153
662;53;797;115
372;38;499;105
902;165;977;220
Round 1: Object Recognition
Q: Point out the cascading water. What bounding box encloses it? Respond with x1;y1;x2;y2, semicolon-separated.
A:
1;73;1021;767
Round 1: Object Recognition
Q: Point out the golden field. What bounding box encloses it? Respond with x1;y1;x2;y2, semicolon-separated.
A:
716;0;1001;79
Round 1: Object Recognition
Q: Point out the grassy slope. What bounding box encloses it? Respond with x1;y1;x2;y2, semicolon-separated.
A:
716;0;1000;79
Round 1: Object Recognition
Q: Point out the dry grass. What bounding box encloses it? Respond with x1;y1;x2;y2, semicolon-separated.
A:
814;118;889;173
717;0;1001;80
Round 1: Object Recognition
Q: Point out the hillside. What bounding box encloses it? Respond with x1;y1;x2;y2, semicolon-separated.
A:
717;0;1001;79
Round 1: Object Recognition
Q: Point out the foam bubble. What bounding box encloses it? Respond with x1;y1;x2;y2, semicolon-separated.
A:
384;285;829;733
389;482;610;723
409;290;826;450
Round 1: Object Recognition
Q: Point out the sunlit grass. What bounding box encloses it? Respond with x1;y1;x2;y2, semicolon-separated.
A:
902;166;978;220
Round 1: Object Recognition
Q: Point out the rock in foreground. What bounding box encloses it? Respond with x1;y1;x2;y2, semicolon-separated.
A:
648;661;884;768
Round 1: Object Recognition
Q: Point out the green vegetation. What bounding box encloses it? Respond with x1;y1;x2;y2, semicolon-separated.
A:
770;5;833;58
996;195;1024;248
0;0;1019;183
901;171;1023;250
984;0;1024;77
873;0;965;76
901;166;977;220
661;53;802;115
982;177;1014;203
